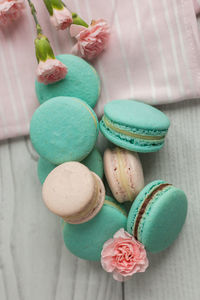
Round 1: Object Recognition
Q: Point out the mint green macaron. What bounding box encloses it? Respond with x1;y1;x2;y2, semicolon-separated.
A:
81;147;103;179
37;157;56;184
100;100;170;153
62;196;127;261
30;96;99;164
127;180;188;253
35;54;100;108
37;147;103;184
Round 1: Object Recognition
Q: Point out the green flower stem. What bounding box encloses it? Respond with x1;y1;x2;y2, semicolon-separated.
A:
27;0;42;35
27;0;55;63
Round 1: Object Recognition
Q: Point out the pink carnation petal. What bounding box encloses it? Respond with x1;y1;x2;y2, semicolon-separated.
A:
113;272;126;282
139;260;149;272
101;238;114;251
114;228;132;239
71;43;79;56
101;257;115;273
0;0;25;26
70;24;86;38
50;7;72;30
36;59;67;85
72;19;110;61
101;228;149;282
113;228;126;239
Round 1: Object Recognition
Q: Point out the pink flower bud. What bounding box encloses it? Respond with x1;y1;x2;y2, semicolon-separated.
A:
0;0;25;26
50;7;72;30
36;58;67;85
71;19;110;61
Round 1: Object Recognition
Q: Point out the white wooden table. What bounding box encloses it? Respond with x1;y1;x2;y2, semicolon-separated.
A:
1;100;200;300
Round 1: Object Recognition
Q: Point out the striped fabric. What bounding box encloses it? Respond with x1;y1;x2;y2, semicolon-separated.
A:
193;0;200;14
0;0;200;140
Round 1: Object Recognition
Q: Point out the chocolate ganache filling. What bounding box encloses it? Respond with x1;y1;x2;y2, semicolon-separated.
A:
134;183;171;239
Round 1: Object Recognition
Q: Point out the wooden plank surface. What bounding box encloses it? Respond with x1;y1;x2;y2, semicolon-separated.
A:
124;101;200;300
0;137;122;300
0;100;200;299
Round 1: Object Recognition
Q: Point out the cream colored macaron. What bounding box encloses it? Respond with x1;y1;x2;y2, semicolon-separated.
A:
104;147;144;203
42;162;105;224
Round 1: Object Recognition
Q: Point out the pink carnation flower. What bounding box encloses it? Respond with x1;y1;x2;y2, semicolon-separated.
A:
50;7;72;30
0;0;25;26
36;58;67;85
71;19;110;61
101;228;149;282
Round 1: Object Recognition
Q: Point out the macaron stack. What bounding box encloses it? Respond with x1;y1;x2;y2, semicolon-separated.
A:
30;56;188;281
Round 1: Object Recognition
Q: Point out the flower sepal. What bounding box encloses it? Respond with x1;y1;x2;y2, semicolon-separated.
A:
43;0;63;16
35;34;55;63
72;12;88;28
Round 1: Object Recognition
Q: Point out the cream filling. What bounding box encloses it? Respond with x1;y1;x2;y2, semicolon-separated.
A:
104;200;127;216
63;173;100;223
75;98;97;128
103;116;165;141
116;148;133;202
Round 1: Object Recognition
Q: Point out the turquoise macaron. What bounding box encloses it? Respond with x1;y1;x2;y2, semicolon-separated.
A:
37;157;56;184
37;147;103;184
100;100;170;153
30;96;99;164
127;180;188;253
35;54;100;108
81;147;104;179
62;196;127;261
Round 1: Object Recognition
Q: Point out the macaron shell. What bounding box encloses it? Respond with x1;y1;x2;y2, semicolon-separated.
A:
103;178;130;213
42;162;96;219
139;187;187;253
37;157;57;184
100;99;170;153
35;54;100;108
100;123;165;153
104;195;128;215
30;96;99;164
104;100;170;131
62;196;127;261
104;148;144;202
37;148;103;184
73;172;105;224
82;148;103;179
127;180;188;253
127;180;165;235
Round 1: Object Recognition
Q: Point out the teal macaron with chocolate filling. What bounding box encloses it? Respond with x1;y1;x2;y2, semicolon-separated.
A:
127;180;188;253
100;100;170;153
62;196;127;261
